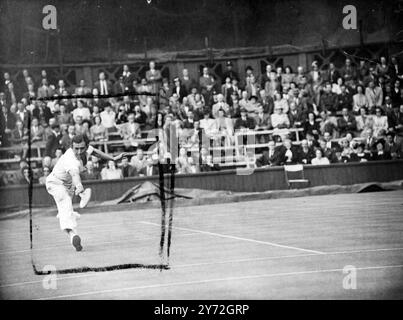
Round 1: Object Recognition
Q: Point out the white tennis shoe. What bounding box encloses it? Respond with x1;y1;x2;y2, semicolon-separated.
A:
79;188;92;208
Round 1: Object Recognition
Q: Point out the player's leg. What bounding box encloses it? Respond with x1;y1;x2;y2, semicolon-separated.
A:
45;181;83;251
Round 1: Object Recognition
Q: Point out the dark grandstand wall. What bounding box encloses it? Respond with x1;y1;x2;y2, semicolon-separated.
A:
0;0;399;64
1;160;402;209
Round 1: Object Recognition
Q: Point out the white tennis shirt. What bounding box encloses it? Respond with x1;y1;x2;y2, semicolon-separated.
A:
49;145;94;186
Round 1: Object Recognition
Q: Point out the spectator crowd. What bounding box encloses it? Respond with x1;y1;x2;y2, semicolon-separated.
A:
0;54;403;185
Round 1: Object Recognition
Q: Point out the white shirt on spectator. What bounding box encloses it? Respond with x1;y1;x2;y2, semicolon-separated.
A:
311;157;330;165
100;110;116;129
72;107;91;122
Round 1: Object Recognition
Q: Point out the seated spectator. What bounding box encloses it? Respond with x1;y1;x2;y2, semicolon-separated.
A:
245;95;261;115
181;68;197;93
81;161;101;181
199;111;215;138
212;94;230;118
133;105;147;128
337;107;357;136
288;102;306;129
45;123;62;158
90;115;108;142
119;113;141;145
356;107;374;134
38;166;51;185
319;82;338;114
74;115;89;137
311;148;330;165
57;104;73;126
384;132;402;159
255;141;284;167
332;77;344;95
176;147;193;174
370;139;391;161
211;109;234;142
323;131;339;149
339;138;354;161
88;154;102;175
72;100;91;122
60;124;75;151
297;139;315;164
319;111;337;137
19;166;36;184
350;143;371;162
254;105;272;130
101;160;123;180
239;91;249;110
281;66;295;91
337;84;353;112
372;107;388;138
319;139;334;162
234;108;256;130
282;139;299;164
51;148;63;167
130;148;148;174
246;75;261;99
115;105;128;125
119;156;137;178
100;103;117;132
304;112;320;139
10;120;28;145
273;92;289;114
365;80;383;114
271;105;290;129
30;117;45;143
352;85;368;114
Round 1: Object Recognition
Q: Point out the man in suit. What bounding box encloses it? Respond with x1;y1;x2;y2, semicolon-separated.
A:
74;79;92;96
365;80;383;112
81;161;101;181
119;156;137;178
113;76;126;97
119;113;141;142
94;72;113;96
172;77;188;103
180;68;197;93
122;65;136;89
60;124;75;152
37;78;54;99
323;62;341;84
55;79;69;96
390;56;403;81
297;139;315;164
341;58;357;86
10;120;27;145
256;141;285;167
337;107;357;136
288;101;306;128
199;67;216;104
45;123;62;158
234;108;256;130
319;82;338;114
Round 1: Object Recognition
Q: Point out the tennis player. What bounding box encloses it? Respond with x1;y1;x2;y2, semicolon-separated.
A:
46;134;125;251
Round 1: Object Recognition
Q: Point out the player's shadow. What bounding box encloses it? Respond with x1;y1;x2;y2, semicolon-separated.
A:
32;262;170;275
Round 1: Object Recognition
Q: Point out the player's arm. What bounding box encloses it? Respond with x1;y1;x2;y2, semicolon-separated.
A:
70;169;84;195
91;146;126;162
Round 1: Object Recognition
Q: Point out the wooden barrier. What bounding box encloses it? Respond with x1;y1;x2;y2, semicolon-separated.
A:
1;160;402;209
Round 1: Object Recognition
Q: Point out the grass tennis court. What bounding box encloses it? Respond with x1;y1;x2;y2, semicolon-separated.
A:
0;190;402;299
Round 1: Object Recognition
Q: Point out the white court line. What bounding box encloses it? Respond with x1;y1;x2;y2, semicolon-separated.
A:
140;221;325;255
0;232;198;255
2;246;403;289
35;264;403;300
